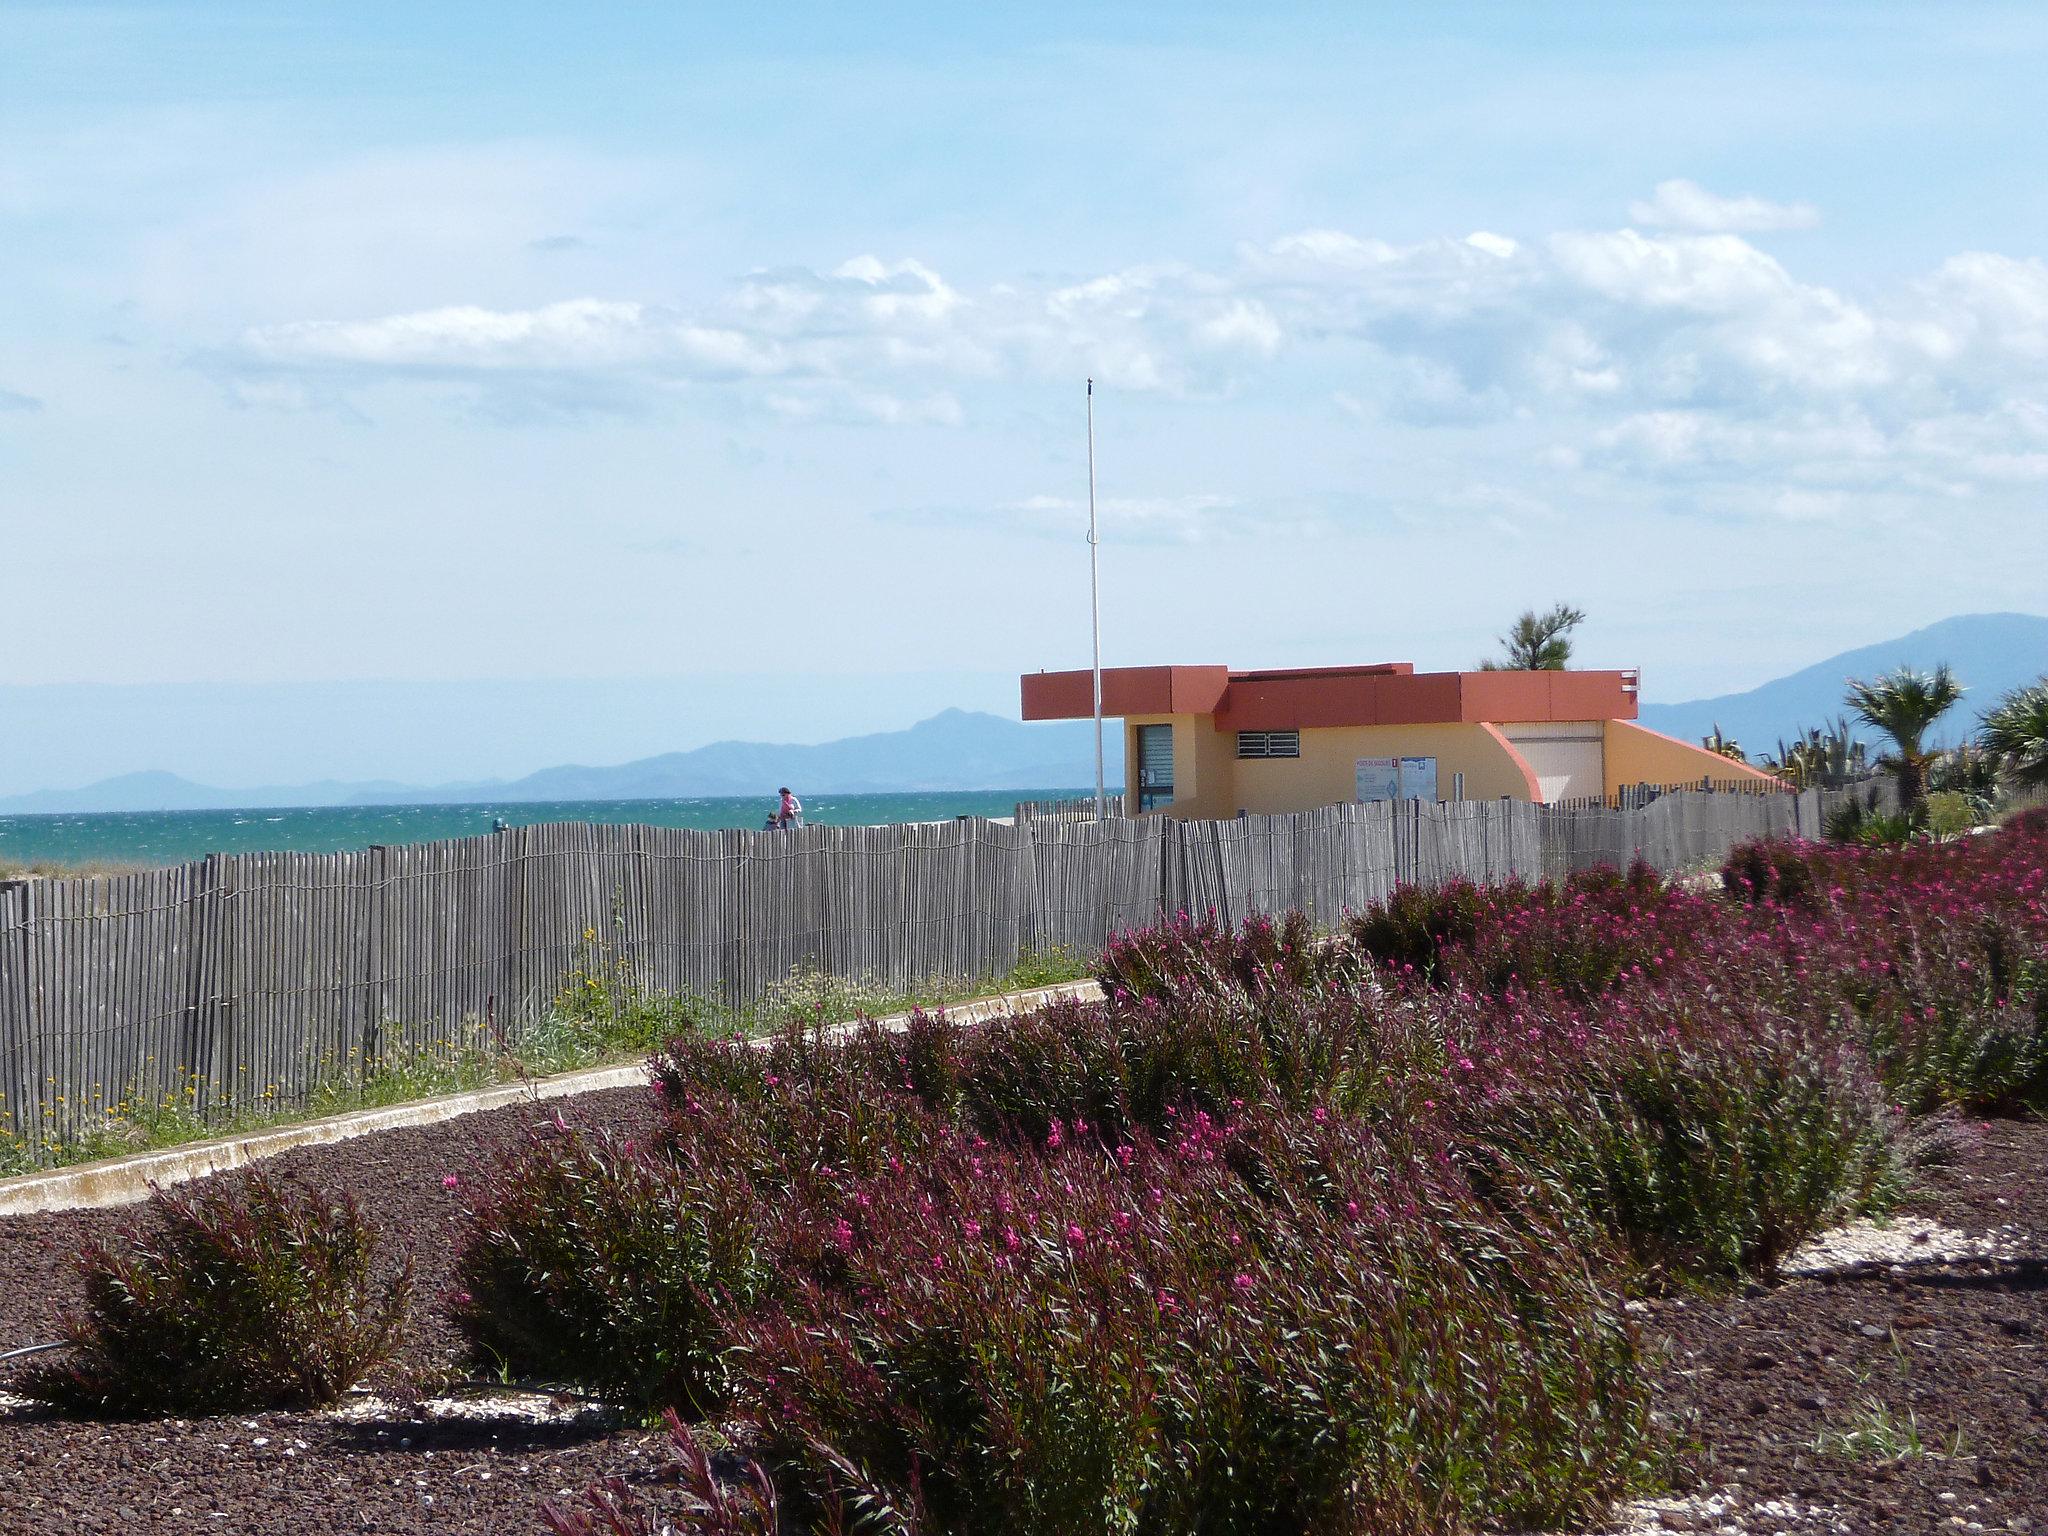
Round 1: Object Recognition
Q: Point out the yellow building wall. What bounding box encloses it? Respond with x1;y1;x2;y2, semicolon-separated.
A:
1603;719;1780;796
1122;713;1781;819
1229;722;1540;815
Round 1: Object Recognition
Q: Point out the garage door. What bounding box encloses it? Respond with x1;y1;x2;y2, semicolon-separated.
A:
1500;722;1604;804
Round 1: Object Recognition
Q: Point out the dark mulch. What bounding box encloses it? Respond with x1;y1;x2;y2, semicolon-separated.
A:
1;1096;2044;1535
1634;1118;2048;1534
0;1086;670;1536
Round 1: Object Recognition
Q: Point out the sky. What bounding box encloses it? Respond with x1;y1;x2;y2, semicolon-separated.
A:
4;3;2047;791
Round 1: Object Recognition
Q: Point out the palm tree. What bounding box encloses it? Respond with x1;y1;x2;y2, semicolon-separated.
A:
1844;664;1963;812
1979;676;2048;792
1480;604;1586;671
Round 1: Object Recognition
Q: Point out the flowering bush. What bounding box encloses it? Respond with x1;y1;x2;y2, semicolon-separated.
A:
1344;878;1485;980
24;1173;408;1415
1720;837;1822;908
529;817;2047;1532
538;1109;1642;1535
747;1127;1639;1533
1099;908;1336;1003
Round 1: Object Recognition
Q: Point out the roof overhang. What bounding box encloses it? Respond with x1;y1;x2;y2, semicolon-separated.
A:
1021;666;1230;720
1021;665;1640;727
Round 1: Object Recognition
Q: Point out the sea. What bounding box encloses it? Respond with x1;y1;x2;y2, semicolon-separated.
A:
0;789;1093;872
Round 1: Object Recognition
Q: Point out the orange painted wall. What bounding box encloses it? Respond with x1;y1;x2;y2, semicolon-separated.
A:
1023;667;1229;721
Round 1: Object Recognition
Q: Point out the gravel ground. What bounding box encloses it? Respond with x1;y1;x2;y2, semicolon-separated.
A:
1;1089;2044;1535
1606;1119;2048;1535
0;1085;668;1536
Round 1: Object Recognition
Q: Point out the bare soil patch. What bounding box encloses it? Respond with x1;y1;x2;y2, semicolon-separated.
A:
1610;1119;2048;1535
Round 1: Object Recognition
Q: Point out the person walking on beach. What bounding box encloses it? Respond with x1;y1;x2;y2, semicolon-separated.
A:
776;786;803;829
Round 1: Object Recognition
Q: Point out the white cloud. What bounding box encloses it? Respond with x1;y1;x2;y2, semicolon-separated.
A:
1550;229;1800;314
221;208;2048;518
1193;297;1283;355
1628;178;1820;233
246;300;665;370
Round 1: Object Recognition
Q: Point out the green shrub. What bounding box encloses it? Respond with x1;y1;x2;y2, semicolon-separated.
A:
1859;917;2048;1115
1923;790;1979;838
1720;838;1821;908
24;1173;408;1415
1472;1006;1899;1281
1099;909;1332;1004
450;1125;771;1411
1344;879;1484;980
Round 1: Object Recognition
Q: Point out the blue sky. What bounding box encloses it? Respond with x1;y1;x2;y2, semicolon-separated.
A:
4;3;2047;790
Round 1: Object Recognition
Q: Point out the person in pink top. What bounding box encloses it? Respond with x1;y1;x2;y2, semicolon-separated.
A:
776;786;803;829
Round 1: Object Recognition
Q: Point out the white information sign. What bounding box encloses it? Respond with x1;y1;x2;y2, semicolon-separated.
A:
1354;755;1439;803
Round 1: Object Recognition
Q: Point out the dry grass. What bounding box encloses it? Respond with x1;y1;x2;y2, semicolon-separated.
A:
0;857;155;882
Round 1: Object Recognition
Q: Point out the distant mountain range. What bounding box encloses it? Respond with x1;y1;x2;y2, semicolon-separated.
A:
7;614;2042;815
1637;612;2048;757
0;711;1127;814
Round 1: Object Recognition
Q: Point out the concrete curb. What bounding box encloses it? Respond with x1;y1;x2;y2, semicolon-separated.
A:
0;978;1104;1217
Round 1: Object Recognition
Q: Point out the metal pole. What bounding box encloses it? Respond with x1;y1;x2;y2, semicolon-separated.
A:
1087;378;1105;820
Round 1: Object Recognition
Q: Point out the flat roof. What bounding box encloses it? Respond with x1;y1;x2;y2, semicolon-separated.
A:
1021;663;1641;728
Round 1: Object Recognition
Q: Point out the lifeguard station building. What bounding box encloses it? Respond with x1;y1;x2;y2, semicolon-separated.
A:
1020;662;1778;819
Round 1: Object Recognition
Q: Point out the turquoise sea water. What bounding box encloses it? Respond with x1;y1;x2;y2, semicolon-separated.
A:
0;789;1094;871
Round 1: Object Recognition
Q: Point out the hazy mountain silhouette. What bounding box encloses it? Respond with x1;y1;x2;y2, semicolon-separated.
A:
12;617;2041;814
1637;613;2048;756
0;711;1123;813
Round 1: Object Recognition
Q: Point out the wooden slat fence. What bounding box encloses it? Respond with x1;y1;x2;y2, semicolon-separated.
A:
0;786;1852;1142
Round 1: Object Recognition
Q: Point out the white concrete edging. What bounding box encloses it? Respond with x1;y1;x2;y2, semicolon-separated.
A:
0;978;1104;1217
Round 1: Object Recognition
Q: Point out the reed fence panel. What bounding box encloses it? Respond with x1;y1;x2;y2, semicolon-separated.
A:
1;787;1864;1142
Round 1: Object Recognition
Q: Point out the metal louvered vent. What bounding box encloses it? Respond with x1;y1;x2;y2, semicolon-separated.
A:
1236;730;1301;759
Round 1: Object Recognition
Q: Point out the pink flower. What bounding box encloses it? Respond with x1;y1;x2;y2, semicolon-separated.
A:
1232;1272;1256;1292
440;1174;461;1190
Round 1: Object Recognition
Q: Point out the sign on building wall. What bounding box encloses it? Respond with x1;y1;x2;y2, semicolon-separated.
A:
1355;755;1439;803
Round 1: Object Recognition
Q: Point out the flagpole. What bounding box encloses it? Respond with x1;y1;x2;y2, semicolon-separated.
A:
1087;378;1104;821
